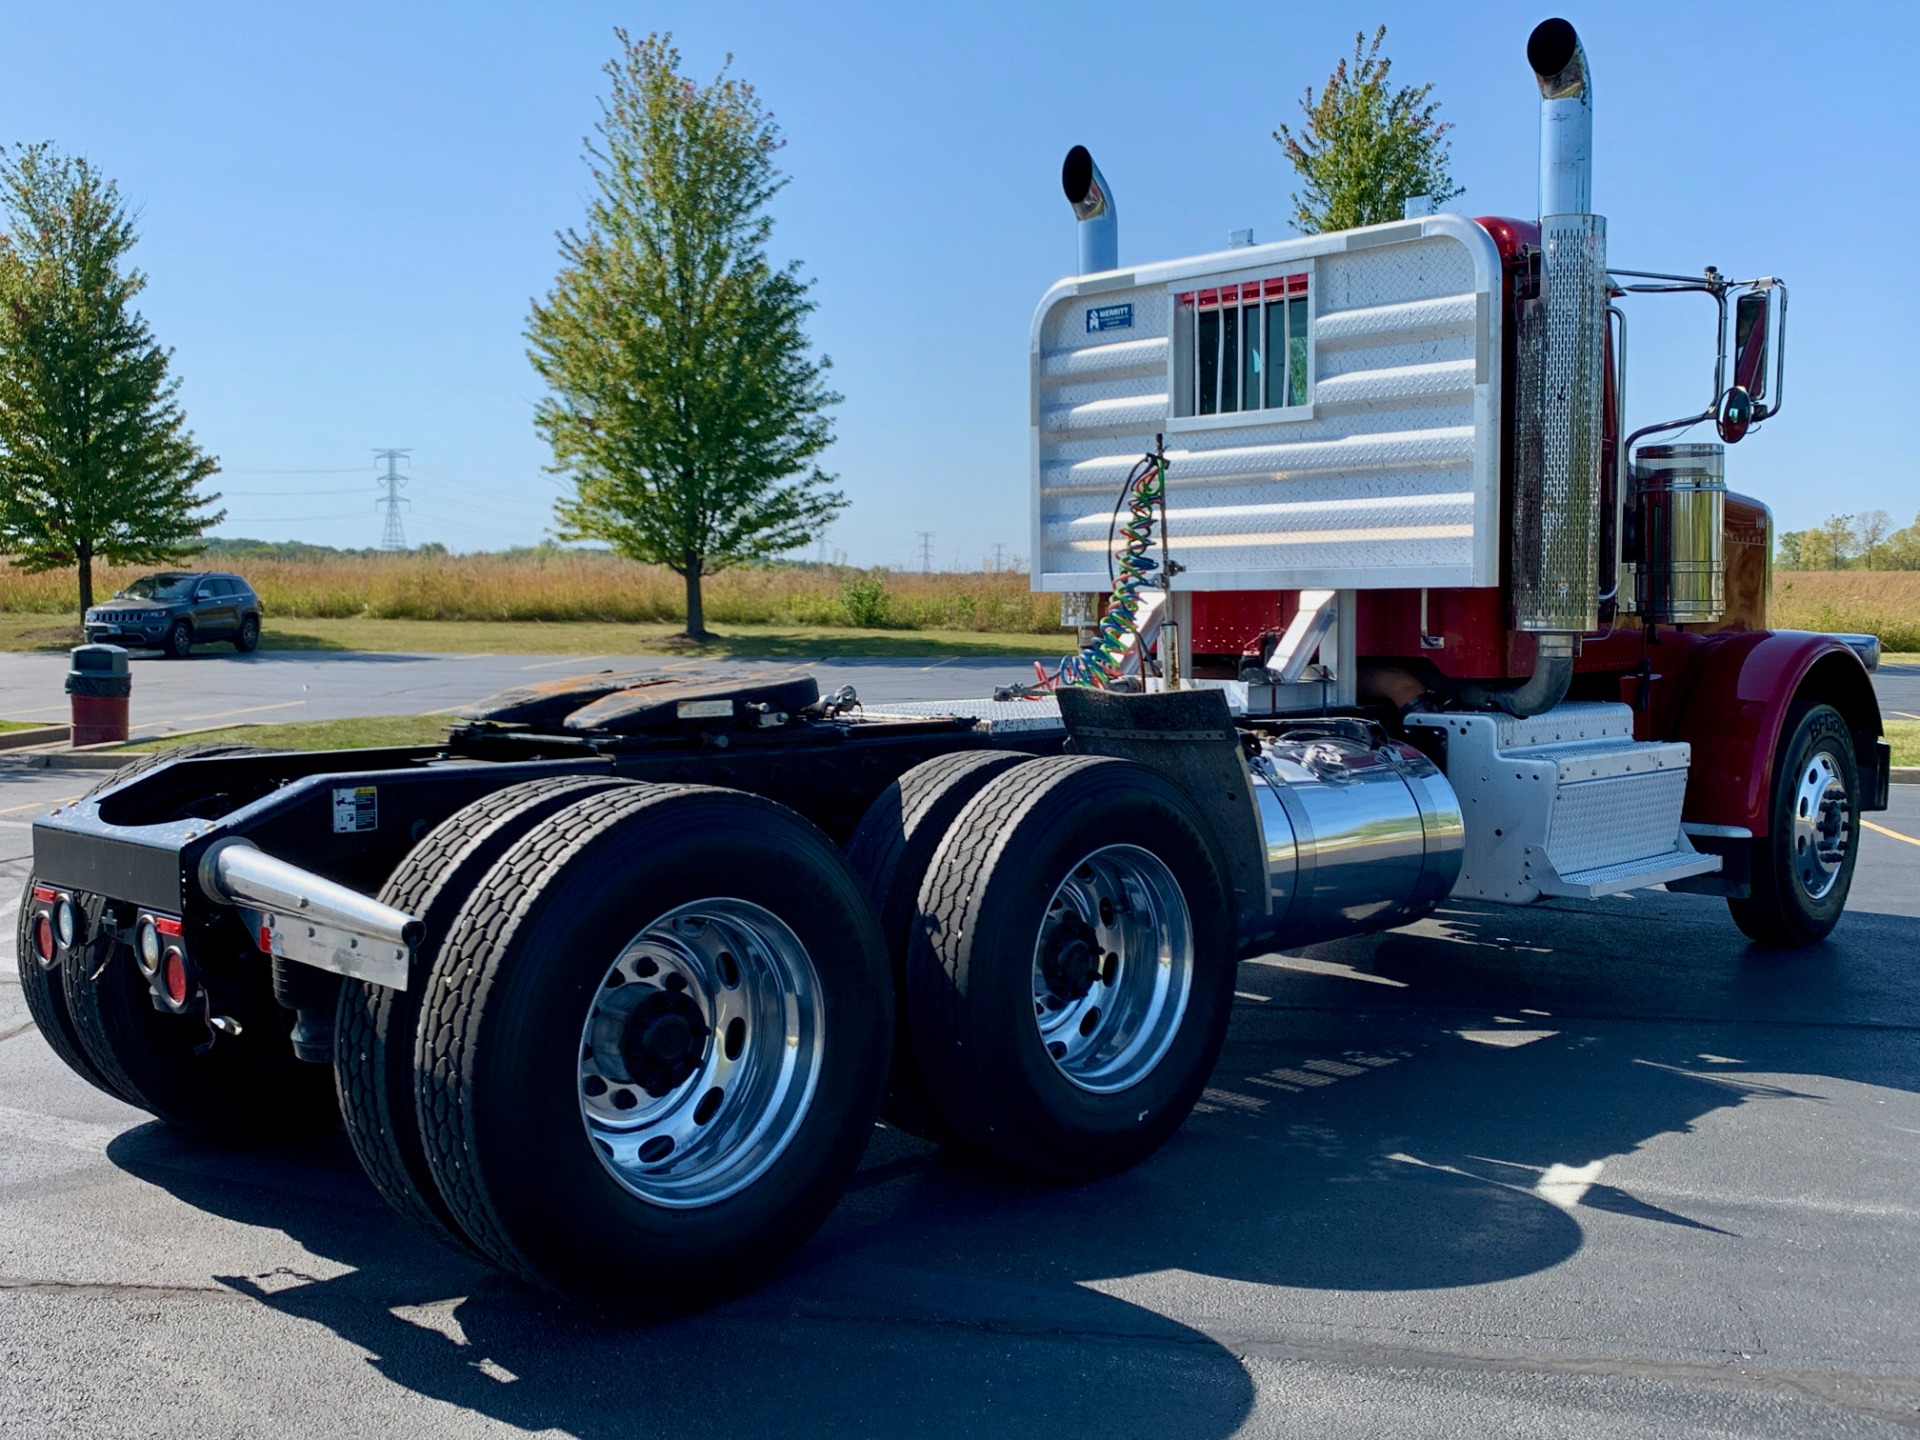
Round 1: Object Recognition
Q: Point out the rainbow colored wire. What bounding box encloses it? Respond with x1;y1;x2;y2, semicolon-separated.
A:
1049;452;1166;689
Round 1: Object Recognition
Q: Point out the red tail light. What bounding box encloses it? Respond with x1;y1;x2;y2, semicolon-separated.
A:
32;913;54;965
162;948;189;1006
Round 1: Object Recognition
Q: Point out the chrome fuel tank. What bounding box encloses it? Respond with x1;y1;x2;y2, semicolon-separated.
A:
1245;732;1465;950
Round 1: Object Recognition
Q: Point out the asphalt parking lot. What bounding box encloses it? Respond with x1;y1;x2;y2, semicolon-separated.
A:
0;649;1052;740
1;655;1917;1437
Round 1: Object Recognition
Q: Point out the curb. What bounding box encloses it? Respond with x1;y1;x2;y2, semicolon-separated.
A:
0;751;131;771
0;725;70;751
1895;767;1920;787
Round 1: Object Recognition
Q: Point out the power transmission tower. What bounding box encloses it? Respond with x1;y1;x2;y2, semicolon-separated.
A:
374;448;411;551
991;542;1007;572
916;531;935;573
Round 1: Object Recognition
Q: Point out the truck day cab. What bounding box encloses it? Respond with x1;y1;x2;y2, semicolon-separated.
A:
21;20;1885;1310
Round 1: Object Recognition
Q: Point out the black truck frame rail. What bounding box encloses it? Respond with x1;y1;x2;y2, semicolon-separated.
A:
35;714;1056;934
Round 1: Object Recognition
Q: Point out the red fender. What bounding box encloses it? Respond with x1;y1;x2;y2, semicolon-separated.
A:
1671;630;1883;835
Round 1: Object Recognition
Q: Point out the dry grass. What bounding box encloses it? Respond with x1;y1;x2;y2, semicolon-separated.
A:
0;554;1063;634
1771;571;1920;652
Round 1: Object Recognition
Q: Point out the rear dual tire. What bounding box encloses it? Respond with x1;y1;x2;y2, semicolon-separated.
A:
411;785;891;1311
905;755;1237;1179
15;876;129;1103
31;743;337;1142
845;749;1029;1139
334;775;638;1257
60;899;339;1144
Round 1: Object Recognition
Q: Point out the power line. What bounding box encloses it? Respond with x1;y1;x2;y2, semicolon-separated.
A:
374;448;411;551
220;466;371;475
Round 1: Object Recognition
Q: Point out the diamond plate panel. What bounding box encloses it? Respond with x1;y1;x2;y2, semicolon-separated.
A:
1030;217;1503;592
1315;293;1476;346
1042;336;1168;379
1315;358;1475;407
1545;768;1687;875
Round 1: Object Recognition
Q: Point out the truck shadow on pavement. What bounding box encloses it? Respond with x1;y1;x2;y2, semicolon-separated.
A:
106;890;1917;1440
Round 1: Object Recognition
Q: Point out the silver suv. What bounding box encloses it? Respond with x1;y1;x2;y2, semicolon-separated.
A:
84;572;264;658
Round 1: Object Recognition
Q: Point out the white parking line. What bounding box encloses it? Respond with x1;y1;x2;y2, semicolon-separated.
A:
519;656;608;671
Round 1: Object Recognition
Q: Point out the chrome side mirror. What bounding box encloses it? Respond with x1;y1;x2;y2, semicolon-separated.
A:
1732;290;1769;399
1717;386;1754;443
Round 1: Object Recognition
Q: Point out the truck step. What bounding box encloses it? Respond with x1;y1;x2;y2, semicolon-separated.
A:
1406;702;1718;905
1531;845;1722;899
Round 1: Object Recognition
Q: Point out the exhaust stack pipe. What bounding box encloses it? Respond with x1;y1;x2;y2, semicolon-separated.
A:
1528;18;1592;215
1062;145;1117;275
1505;16;1607;702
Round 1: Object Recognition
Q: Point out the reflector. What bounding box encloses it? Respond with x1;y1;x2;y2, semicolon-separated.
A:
162;949;189;1006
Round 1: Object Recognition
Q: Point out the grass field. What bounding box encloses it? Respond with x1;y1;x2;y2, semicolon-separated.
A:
2;556;1913;655
112;715;452;753
0;718;41;733
0;554;1063;634
1772;571;1920;651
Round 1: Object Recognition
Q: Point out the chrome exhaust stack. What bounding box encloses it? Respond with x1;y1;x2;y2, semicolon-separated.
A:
1061;145;1118;275
1502;18;1607;709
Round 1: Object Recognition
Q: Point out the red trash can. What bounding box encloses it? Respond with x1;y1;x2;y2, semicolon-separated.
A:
66;645;131;746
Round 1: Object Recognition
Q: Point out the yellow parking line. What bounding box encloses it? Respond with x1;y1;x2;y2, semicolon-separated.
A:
1889;710;1920;721
156;700;306;728
1864;819;1920;849
0;793;83;816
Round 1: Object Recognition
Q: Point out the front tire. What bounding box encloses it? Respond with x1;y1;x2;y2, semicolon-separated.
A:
414;785;891;1311
906;755;1236;1179
1729;700;1860;947
164;620;192;659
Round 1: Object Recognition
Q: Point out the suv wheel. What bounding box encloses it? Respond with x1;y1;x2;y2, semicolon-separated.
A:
234;615;261;653
164;620;192;659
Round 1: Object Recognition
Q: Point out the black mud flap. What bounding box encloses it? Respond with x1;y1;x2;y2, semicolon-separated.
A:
1053;686;1269;927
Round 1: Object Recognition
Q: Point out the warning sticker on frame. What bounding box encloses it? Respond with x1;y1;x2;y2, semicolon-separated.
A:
332;786;378;833
1086;302;1133;333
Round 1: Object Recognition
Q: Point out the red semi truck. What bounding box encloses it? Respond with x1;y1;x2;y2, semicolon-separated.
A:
20;19;1885;1311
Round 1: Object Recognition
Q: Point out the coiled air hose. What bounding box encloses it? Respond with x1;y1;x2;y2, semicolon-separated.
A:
1045;448;1168;690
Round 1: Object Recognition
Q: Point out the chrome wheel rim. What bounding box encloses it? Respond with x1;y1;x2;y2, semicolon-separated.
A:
1031;844;1194;1094
1791;750;1851;901
578;899;823;1209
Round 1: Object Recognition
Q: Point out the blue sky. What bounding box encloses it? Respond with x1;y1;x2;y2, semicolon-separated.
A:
5;1;1915;565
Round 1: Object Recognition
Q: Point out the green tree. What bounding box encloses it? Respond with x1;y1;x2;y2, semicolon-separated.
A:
1800;513;1856;571
1853;508;1892;569
0;145;221;618
1274;26;1463;234
1775;529;1806;570
528;31;844;640
1882;512;1920;571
